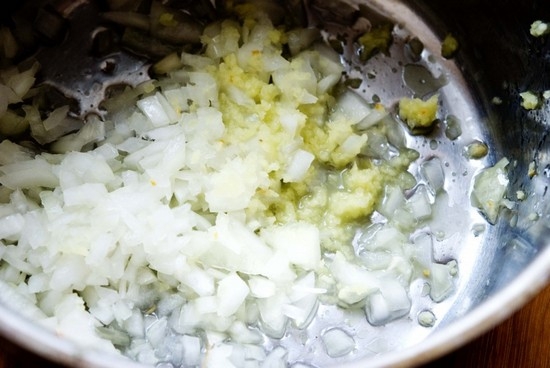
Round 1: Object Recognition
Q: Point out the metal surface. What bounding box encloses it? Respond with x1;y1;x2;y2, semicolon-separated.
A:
20;0;151;118
0;0;549;367
33;0;151;118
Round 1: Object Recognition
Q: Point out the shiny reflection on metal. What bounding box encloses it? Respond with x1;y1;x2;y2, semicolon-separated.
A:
345;245;550;368
0;0;548;367
34;0;151;118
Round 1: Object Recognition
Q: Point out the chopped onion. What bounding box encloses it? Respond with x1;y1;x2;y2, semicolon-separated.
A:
282;149;315;183
258;293;290;338
420;157;445;194
182;335;202;366
0;279;47;320
50;116;106;153
429;262;456;302
153;52;182;75
287;28;321;56
0;7;478;367
137;93;175;127
216;273;249;317
407;184;432;221
470;158;510;224
0;140;34;165
6;62;39;100
0;109;29;136
321;328;355;357
329;252;379;305
331;90;373;125
365;279;411;326
377;185;406;219
29;105;82;145
248;276;277;299
0;157;59;189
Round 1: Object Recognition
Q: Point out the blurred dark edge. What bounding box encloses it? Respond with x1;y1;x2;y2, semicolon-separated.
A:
0;0;550;367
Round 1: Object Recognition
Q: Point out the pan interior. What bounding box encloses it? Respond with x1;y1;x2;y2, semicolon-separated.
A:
276;1;533;365
0;0;549;367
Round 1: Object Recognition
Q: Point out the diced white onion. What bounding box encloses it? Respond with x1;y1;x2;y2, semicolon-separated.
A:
248;276;277;299
377;185;406;219
282;149;315;183
263;222;321;271
321;328;355;357
329;252;379;305
470;158;510;224
216;273;249;317
365;279;411;326
137;93;174;127
331;90;373;125
420;157;445;194
258;293;290;339
286;28;321;56
0;8;470;367
182;335;202;366
0;158;59;189
429;262;456;302
407;184;432;221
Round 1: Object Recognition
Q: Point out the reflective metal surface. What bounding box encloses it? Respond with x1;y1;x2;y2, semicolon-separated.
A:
0;0;549;367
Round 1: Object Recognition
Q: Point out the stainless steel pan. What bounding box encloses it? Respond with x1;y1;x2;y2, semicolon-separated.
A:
0;0;549;367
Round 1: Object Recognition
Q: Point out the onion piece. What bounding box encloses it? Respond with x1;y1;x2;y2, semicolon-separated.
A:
410;232;433;271
0;157;59;189
228;321;263;344
152;52;182;75
287;28;321;56
354;104;388;130
216;273;249;317
29;105;82;145
285;272;321;328
329;252;379;305
282;149;315;183
365;278;411;326
263;222;321;271
6;62;39;100
0;213;25;239
407;184;432;222
321;328;355;357
182;335;202;366
257;292;290;338
377;184;406;219
331;90;372;125
0;109;30;136
0;84;19;113
248;276;277;299
429;261;456;302
43;106;71;131
180;52;216;70
50;116;106;153
0;140;34;165
136;93;174;127
0;279;47;320
420;157;445;194
470;157;510;224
